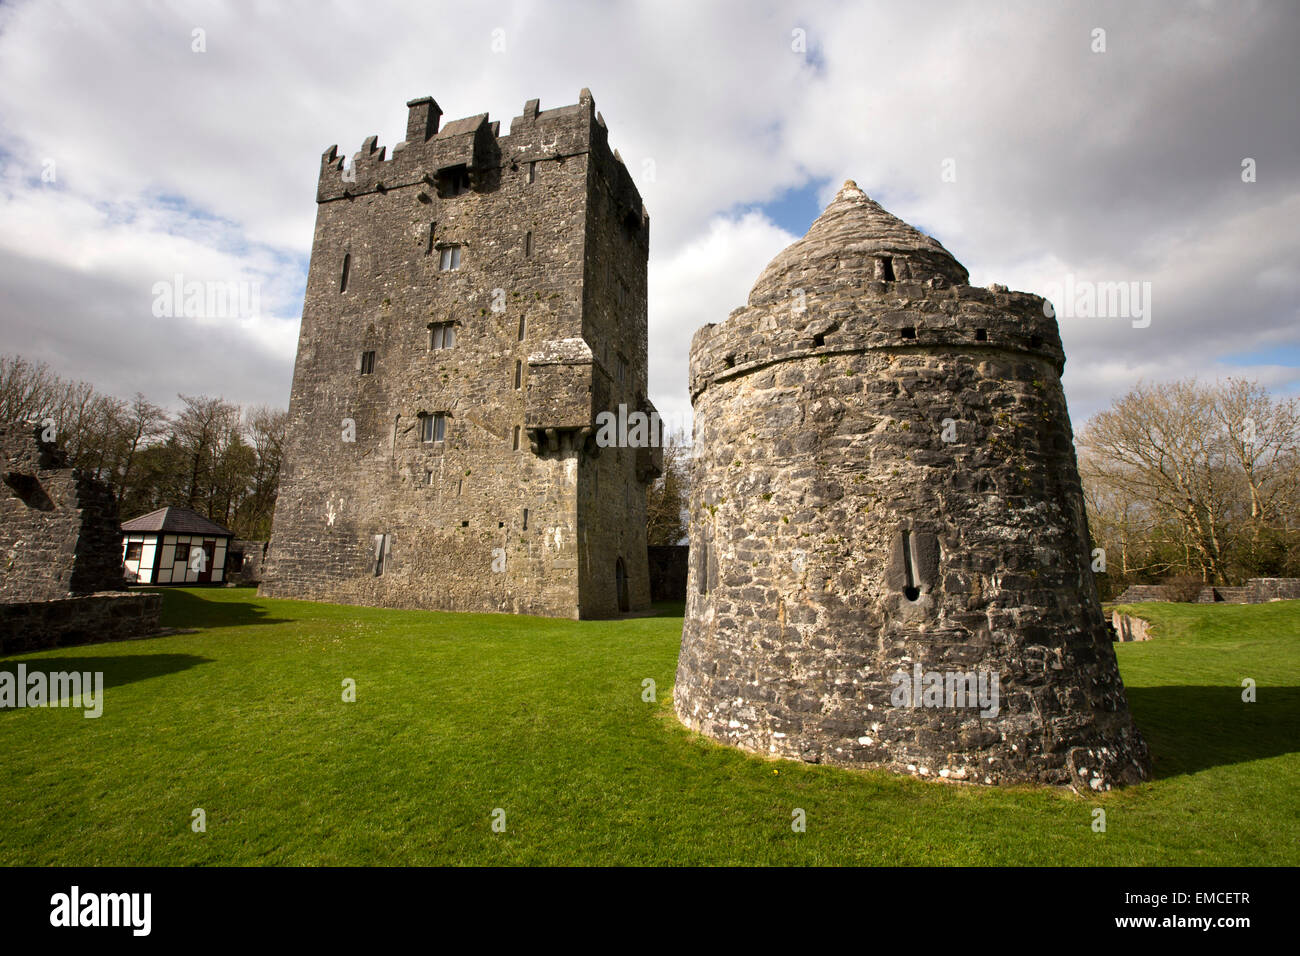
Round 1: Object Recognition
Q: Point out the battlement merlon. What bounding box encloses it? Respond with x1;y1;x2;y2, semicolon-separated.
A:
315;89;647;217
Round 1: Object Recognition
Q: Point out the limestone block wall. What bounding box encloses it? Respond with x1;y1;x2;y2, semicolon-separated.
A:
2;422;125;602
0;592;162;655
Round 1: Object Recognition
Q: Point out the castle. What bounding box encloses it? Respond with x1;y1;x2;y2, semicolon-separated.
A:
673;182;1150;789
260;91;659;618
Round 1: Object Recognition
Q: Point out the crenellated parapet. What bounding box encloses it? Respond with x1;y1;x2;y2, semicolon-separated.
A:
314;88;645;221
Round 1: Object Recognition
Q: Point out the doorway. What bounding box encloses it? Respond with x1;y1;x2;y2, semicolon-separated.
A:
198;540;216;583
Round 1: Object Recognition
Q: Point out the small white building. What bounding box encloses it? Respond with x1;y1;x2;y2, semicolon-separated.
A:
121;507;234;586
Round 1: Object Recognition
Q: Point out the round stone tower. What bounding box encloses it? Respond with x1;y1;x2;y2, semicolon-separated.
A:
674;182;1149;789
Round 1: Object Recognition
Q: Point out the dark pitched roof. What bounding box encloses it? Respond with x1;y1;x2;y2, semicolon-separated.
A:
120;506;234;537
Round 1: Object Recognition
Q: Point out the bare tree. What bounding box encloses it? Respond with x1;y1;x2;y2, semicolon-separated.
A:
1079;377;1300;585
646;426;691;545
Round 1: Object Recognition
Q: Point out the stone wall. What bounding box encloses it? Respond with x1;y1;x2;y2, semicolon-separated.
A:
0;591;162;655
261;91;654;619
1247;578;1300;602
1112;585;1175;604
647;545;688;601
1114;578;1300;605
2;422;125;602
226;539;266;585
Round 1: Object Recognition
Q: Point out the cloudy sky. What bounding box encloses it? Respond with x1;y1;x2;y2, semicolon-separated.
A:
1;0;1296;432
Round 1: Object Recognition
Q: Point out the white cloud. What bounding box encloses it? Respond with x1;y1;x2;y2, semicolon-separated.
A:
0;0;1296;431
649;211;797;430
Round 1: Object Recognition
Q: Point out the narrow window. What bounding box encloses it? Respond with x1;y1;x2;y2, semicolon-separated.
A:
425;470;433;485
340;253;351;292
617;355;627;384
522;508;529;530
457;478;463;496
517;315;526;340
880;256;896;282
524;231;533;257
527;161;536;184
438;245;462;271
514;360;522;389
696;541;708;595
901;531;920;602
426;222;437;255
373;534;388;576
360;350;375;374
512;425;520;451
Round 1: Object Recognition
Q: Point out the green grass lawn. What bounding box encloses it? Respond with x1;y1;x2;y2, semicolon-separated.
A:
1;588;1296;866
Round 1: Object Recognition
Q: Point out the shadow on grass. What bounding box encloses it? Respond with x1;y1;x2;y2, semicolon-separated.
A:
0;653;212;714
1126;684;1300;779
647;601;686;619
150;588;290;630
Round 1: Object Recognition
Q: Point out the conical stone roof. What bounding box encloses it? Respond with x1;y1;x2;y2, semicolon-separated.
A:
748;181;969;306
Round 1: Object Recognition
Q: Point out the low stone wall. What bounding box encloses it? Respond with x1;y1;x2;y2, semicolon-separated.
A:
647;545;688;602
1197;586;1252;604
1115;578;1300;605
1113;585;1173;603
1250;578;1300;602
0;591;162;655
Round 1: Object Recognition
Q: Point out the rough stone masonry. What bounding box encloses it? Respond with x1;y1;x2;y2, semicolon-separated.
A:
674;182;1150;789
1;421;161;653
260;91;660;618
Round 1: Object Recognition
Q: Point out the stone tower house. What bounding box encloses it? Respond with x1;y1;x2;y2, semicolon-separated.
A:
260;91;659;619
674;182;1149;789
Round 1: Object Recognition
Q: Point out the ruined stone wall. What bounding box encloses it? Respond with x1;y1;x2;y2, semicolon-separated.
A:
2;422;125;602
1114;578;1300;605
0;592;161;655
261;93;652;618
675;272;1148;789
1246;578;1300;602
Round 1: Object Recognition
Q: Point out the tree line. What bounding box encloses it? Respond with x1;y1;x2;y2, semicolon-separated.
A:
14;349;1289;592
1078;378;1300;599
1;353;286;540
